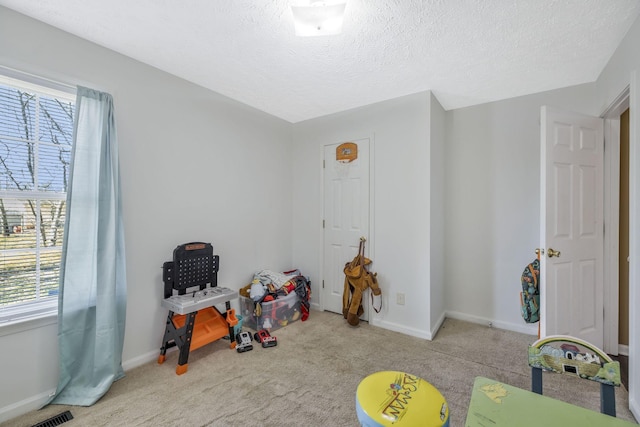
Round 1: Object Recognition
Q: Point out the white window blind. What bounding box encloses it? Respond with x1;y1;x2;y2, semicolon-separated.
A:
0;76;75;323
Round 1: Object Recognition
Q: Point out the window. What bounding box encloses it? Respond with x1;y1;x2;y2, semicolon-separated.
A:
0;75;75;323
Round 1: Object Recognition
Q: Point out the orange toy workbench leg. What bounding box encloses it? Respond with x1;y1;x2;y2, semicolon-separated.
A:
158;304;237;375
158;310;196;375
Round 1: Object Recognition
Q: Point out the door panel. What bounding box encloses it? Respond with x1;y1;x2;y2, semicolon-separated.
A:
548;261;572;335
322;139;370;316
541;106;604;348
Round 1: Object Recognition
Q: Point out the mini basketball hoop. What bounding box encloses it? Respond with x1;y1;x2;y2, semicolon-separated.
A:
334;142;357;178
336;142;357;163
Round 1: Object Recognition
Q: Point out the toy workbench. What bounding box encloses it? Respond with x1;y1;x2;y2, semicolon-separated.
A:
157;242;238;375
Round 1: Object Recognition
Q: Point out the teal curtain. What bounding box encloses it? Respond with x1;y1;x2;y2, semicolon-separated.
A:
49;87;127;406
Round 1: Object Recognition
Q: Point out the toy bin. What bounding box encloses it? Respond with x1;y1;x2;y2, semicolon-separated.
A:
240;292;301;332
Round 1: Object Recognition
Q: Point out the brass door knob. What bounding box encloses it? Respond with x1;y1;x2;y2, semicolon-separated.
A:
548;248;561;258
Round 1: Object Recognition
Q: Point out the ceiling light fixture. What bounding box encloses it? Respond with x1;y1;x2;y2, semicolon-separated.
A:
290;0;347;37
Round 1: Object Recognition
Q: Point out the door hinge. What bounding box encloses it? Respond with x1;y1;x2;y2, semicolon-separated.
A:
323;160;325;168
323;219;325;228
322;280;325;289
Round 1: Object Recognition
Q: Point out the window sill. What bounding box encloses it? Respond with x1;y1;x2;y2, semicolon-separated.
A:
0;310;58;337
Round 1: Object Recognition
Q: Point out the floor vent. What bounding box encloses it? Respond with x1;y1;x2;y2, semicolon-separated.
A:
31;410;74;427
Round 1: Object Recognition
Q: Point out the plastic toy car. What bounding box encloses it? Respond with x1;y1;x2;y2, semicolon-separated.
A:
254;329;277;348
235;331;253;353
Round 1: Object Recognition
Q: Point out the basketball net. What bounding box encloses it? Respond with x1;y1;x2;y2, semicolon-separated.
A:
334;158;353;179
334;141;358;179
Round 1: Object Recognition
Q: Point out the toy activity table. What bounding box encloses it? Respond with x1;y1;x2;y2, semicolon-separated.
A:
465;376;637;427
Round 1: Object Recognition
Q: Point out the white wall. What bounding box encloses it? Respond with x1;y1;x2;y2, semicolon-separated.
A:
444;11;640;419
3;3;640;423
0;7;293;421
429;93;446;334
291;92;442;339
596;12;640;421
0;320;58;420
444;83;598;334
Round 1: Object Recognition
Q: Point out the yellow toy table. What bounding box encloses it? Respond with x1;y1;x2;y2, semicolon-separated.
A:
356;371;449;426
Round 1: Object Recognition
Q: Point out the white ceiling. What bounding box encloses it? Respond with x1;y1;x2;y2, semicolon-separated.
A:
2;1;639;123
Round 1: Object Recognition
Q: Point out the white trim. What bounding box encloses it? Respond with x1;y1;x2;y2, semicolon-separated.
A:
0;300;57;332
368;132;376;322
319;134;375;319
628;70;639;422
602;85;632;118
446;310;539;337
0;76;72;320
0;310;57;337
375;318;434;340
0;388;56;424
318;143;325;312
430;311;446;339
122;348;174;372
620;344;630;356
0;65;75;100
539;106;549;339
0;345;175;423
603;116;622;355
602;85;629;355
0;64;111;98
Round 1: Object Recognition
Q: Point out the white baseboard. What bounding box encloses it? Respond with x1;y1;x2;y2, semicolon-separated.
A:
431;311;446;339
631;395;639;424
0;388;55;424
1;348;173;423
314;303;436;339
619;344;629;356
122;348;173;372
445;310;539;336
0;307;545;424
372;318;433;340
1;349;166;424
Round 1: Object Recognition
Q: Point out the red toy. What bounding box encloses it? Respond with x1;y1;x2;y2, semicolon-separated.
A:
254;329;277;348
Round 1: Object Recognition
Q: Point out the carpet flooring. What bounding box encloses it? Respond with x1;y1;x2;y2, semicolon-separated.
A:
3;310;637;426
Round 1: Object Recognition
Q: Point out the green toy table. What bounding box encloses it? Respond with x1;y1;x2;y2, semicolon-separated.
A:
465;377;637;427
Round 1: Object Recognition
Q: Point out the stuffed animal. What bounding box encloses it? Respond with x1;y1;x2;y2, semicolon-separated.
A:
249;278;266;301
342;238;382;326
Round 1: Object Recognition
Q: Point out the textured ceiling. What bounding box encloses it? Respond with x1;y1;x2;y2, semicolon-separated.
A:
1;1;639;123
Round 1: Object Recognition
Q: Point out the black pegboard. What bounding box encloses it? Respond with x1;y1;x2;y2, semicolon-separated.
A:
163;242;219;298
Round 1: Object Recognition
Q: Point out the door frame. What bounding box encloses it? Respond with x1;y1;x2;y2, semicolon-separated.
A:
602;85;630;355
627;70;639;421
319;134;376;316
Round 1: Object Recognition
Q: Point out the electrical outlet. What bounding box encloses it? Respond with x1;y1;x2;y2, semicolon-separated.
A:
396;292;405;305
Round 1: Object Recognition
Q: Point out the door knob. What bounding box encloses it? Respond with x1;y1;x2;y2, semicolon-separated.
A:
548;248;561;258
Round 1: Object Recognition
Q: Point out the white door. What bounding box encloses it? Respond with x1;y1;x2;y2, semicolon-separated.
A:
322;139;370;317
540;106;604;348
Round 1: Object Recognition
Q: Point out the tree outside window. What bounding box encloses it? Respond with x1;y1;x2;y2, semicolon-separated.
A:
0;81;75;313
